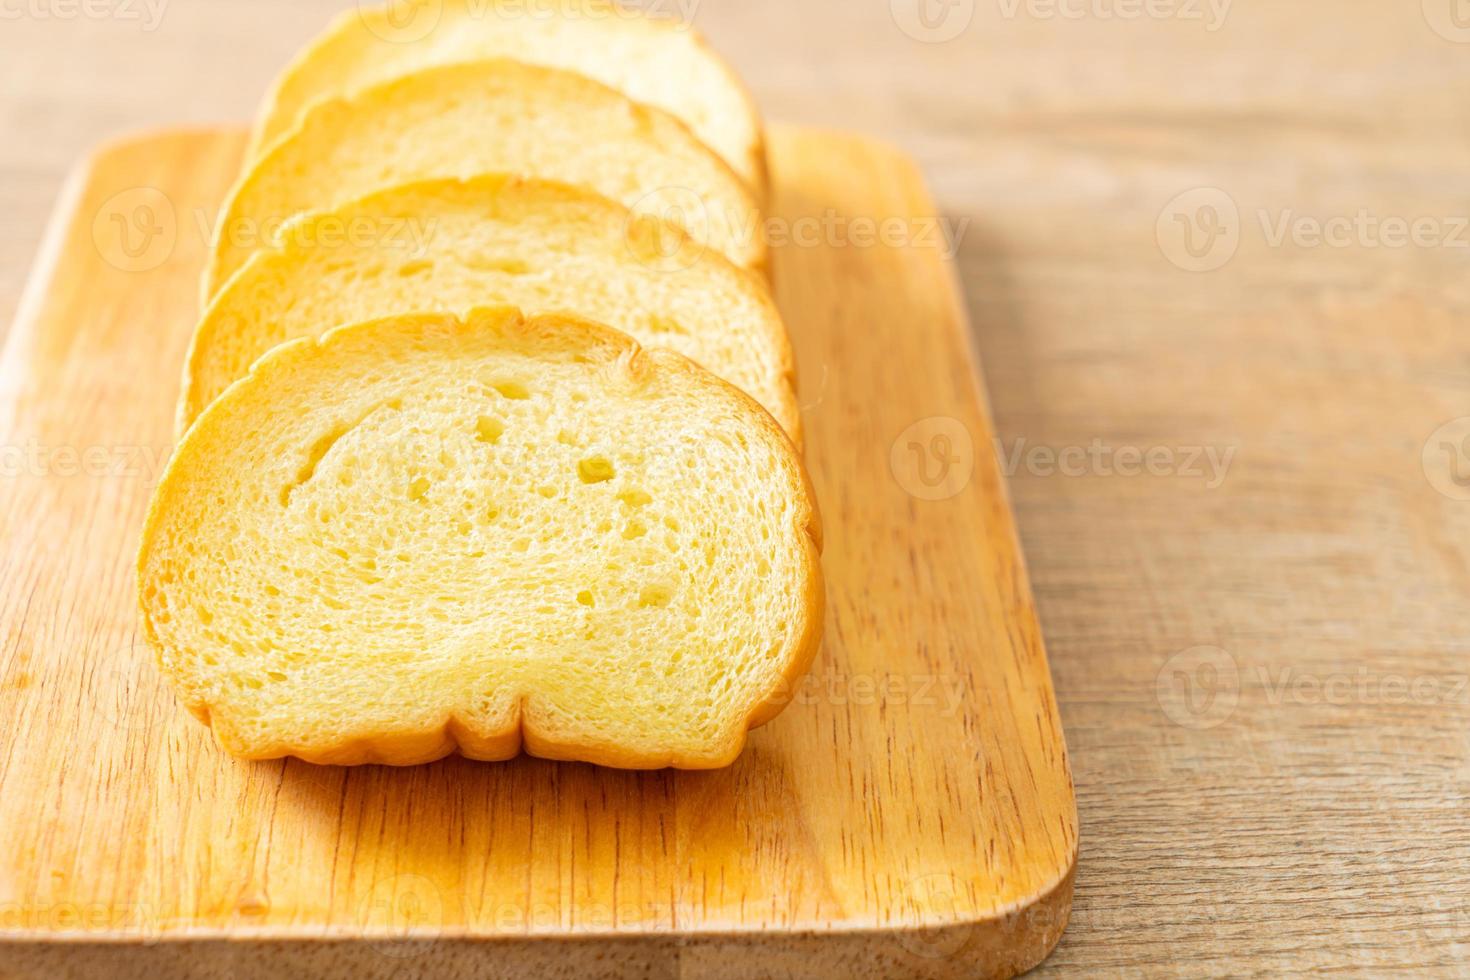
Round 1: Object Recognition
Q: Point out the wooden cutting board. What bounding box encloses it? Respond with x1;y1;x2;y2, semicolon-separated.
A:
0;125;1077;979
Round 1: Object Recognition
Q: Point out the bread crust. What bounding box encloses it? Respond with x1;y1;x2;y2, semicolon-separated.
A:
209;58;766;300
182;173;798;444
139;308;822;770
248;0;769;202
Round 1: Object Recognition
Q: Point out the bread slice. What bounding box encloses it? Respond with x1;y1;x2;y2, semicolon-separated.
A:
138;308;824;769
249;0;767;198
181;175;798;443
204;58;764;298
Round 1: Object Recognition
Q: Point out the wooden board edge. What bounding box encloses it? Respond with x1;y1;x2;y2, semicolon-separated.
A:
0;866;1071;980
765;118;1082;919
0;855;1074;978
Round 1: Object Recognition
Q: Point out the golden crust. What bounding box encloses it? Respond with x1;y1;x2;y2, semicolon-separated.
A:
138;308;823;770
208;58;766;300
248;0;768;201
181;173;796;444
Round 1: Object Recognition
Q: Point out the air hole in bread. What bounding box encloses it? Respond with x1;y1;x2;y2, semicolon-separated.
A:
467;256;532;276
646;314;688;336
578;456;616;484
576;590;595;607
617;488;652;508
408;476;432;502
622;521;647;540
475;416;505;445
638;584;673;608
397;259;434;277
279;402;402;506
280;423;352;506
492;380;530;400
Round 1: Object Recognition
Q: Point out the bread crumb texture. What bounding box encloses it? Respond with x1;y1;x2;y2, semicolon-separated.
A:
183;175;796;441
209;57;764;296
252;0;768;195
140;308;823;769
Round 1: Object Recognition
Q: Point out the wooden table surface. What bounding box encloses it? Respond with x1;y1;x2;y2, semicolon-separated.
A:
2;1;1468;975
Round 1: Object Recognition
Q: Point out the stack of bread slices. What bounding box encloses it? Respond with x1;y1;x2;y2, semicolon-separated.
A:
137;0;823;770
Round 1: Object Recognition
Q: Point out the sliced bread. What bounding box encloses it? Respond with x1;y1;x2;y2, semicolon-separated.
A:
138;308;824;769
204;58;764;298
181;175;798;442
249;0;767;197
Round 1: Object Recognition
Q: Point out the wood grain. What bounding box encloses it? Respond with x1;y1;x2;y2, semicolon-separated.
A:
4;2;1470;975
0;125;1077;977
